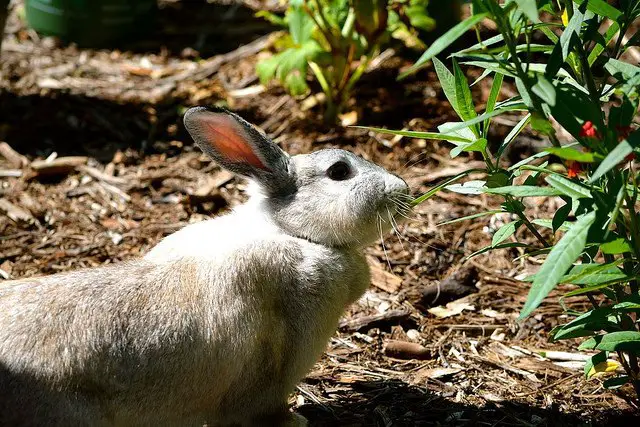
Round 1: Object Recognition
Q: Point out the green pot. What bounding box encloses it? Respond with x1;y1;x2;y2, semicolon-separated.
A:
26;0;157;47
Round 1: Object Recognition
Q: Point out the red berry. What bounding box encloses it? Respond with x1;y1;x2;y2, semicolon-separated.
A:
580;121;598;138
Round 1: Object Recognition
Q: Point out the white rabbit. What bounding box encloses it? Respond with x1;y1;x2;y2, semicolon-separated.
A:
0;107;409;427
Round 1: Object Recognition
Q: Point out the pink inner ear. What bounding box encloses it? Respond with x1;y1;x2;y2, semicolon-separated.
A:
200;114;268;170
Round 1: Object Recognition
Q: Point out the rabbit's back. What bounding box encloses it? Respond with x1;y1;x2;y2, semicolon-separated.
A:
0;232;369;426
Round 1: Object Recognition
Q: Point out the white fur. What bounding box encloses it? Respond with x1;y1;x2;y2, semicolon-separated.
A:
0;109;409;426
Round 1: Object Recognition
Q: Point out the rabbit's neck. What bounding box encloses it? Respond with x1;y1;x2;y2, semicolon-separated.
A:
144;200;283;263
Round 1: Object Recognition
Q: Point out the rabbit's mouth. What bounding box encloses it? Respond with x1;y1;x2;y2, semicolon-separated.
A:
386;191;413;221
373;192;413;241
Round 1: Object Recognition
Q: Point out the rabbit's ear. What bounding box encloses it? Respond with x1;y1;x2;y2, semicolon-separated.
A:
183;107;293;193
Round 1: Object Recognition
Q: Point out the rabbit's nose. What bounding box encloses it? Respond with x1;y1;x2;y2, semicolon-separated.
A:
384;173;409;195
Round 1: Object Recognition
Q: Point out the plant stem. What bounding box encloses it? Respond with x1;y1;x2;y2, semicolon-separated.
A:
618;350;640;400
508;196;551;247
303;2;336;50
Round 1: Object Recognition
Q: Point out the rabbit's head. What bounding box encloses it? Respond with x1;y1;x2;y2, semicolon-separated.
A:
184;107;409;248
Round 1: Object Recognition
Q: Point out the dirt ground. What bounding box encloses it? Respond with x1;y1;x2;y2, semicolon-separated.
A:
1;1;639;425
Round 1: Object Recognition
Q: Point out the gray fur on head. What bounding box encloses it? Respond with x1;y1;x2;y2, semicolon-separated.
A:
0;108;409;427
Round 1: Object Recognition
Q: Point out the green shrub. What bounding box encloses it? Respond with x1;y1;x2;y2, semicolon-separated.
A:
372;0;640;398
256;0;434;123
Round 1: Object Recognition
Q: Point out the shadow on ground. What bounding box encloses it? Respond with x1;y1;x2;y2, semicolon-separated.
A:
298;379;637;427
0;90;192;161
119;0;276;56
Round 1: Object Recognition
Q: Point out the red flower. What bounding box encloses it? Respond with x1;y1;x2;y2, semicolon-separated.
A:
567;160;582;178
580;121;598;138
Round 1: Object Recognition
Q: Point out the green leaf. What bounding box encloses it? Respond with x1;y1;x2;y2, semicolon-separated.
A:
604;58;640;79
484;186;562;197
560;5;583;60
484;73;504;133
552;202;572;233
551;83;602;138
545;147;597;162
433;58;459;117
357;126;473;143
438;210;503;226
465;242;529;260
590;130;640;182
532;75;556;106
256;55;280;85
515;77;534;108
453;59;479;136
552;308;614;341
446;180;487;195
451;138;487;158
532;218;570;232
600;238;632;254
579;336;599;350
603;376;630;389
588;21;619;66
594;331;640;351
399;12;489;79
519;211;597;319
574;0;622;21
442;105;528;134
288;2;314;45
498;114;531;159
561;262;626;286
584;351;608;378
545;175;592;199
564;280;631;297
492;221;521;247
486;170;511;189
514;0;540;23
255;10;286;27
411;171;484;206
462;61;517;78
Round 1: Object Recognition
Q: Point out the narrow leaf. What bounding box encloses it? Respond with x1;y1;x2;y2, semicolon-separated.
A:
590;130;640;182
433;57;459;115
532;75;557;106
574;0;622;20
515;0;540;23
484;186;562;197
519;211;597;319
453;59;479;136
594;331;640;351
600;238;632;254
356;126;472;143
545;147;597;162
545;175;592;199
492;221;521;247
400;13;489;79
446;180;487;195
498;114;531;159
484;73;504;133
438;210;503;226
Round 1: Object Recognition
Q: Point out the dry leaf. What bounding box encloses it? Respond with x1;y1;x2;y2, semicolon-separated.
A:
427;301;475;318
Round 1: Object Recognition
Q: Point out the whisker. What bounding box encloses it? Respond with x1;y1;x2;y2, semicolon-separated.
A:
401;151;431;171
386;207;405;251
377;214;392;270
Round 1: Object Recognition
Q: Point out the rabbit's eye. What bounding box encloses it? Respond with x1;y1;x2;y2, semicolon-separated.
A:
326;161;351;181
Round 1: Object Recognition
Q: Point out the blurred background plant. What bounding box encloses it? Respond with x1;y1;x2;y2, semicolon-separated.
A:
256;0;434;123
370;0;640;399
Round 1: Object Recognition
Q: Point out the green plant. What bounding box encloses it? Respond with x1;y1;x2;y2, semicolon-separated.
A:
371;0;640;398
256;0;434;123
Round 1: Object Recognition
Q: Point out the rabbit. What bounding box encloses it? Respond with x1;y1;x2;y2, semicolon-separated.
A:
0;107;410;427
